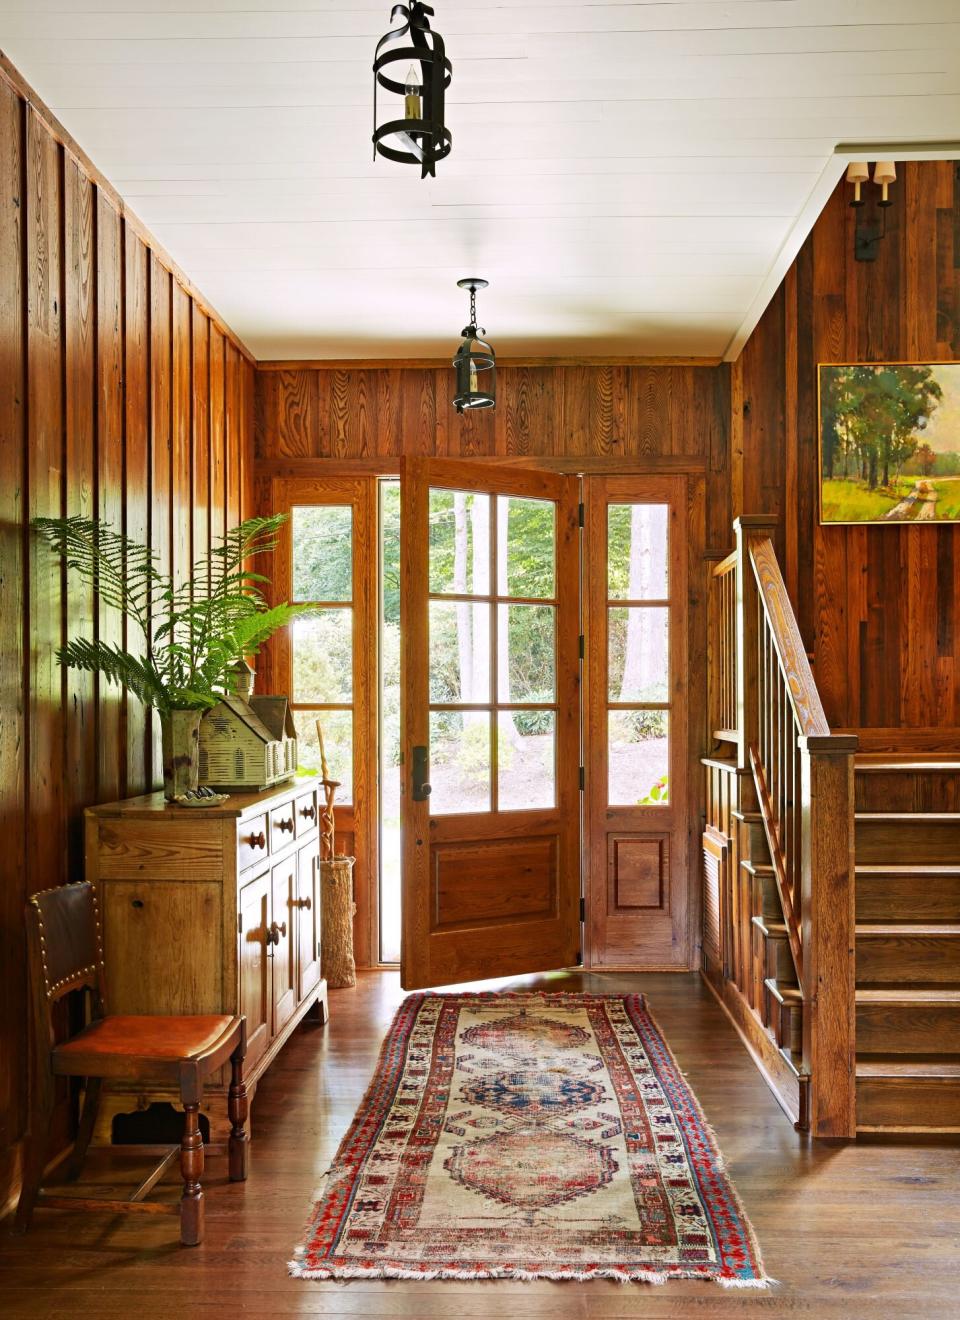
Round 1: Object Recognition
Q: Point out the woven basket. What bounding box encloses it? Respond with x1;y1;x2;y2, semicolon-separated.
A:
320;856;357;989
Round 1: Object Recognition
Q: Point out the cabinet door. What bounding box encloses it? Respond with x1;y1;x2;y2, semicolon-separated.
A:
271;856;297;1035
238;872;271;1072
297;843;322;1002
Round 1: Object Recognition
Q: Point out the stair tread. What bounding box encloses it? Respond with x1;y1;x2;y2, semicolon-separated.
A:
855;755;960;772
856;812;960;822
857;1058;960;1079
751;915;788;936
856;865;960;875
855;755;960;770
856;988;960;1004
856;923;960;936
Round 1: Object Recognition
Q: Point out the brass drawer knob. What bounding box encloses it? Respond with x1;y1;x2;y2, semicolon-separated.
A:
247;831;266;850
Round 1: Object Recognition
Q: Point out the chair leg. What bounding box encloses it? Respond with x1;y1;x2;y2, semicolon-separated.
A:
13;1088;54;1235
227;1046;249;1183
179;1102;205;1246
66;1077;102;1182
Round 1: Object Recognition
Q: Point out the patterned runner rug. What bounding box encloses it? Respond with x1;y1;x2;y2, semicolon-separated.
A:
290;991;768;1287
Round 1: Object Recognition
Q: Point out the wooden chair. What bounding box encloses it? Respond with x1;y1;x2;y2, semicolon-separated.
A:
15;880;248;1246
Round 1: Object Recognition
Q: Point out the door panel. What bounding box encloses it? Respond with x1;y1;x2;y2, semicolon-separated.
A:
585;476;691;969
238;872;270;1071
271;857;297;1033
400;458;581;989
297;843;322;1001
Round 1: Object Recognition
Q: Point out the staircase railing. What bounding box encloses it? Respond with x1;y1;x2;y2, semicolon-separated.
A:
707;516;858;1138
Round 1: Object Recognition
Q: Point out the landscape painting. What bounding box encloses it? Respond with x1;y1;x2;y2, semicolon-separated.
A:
819;362;960;524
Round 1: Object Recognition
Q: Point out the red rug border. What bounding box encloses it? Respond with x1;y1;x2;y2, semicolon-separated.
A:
290;990;771;1288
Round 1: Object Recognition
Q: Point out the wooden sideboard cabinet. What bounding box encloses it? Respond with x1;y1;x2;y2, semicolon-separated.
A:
85;781;328;1143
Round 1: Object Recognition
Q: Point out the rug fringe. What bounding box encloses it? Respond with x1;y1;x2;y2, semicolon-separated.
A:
288;1260;772;1287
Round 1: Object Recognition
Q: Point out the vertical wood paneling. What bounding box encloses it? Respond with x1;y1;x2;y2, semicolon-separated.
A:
741;163;960;731
209;325;226;549
96;190;123;802
63;157;96;871
124;233;149;788
0;78;26;1174
192;306;210;578
0;65;253;1214
172;281;191;589
26;107;64;897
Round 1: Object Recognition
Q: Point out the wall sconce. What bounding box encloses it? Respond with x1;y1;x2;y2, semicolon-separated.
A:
847;161;897;262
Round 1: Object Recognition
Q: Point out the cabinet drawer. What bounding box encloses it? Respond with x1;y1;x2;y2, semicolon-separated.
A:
237;814;269;872
269;801;297;851
295;789;318;837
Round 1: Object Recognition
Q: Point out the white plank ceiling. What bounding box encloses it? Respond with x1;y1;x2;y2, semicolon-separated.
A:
1;1;959;360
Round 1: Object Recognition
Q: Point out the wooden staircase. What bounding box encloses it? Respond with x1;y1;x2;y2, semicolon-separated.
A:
703;517;959;1139
852;758;960;1134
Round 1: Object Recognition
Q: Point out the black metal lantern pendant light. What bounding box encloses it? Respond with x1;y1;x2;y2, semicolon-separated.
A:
452;279;496;414
373;3;452;179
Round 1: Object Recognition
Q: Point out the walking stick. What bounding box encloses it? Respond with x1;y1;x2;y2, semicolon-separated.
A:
315;718;341;863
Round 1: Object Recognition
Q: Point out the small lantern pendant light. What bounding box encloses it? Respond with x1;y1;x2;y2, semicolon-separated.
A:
452;278;496;414
373;3;452;179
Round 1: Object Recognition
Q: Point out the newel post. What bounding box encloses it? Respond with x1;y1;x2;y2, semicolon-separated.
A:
800;733;858;1139
733;516;779;794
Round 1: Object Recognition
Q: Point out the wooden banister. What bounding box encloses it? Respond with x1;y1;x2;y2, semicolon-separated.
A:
705;518;858;1138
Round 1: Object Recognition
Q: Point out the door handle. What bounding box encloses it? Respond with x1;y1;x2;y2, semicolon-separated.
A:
411;744;432;801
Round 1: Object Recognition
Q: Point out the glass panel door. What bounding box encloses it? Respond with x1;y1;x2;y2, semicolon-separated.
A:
584;475;691;970
400;458;581;990
289;504;355;802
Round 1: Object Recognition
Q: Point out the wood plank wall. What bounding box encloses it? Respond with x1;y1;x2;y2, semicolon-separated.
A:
735;161;960;733
0;67;253;1212
255;364;732;547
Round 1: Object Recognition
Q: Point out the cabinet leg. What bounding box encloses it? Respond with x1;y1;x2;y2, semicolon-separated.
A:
307;978;329;1025
228;1048;249;1182
179;1102;205;1246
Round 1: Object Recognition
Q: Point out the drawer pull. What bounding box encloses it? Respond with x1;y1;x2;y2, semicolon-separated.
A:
247;831;266;850
294;896;312;911
276;817;294;834
299;803;317;822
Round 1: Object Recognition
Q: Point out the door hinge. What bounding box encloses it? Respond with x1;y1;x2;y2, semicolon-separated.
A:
579;765;585;790
579;896;586;923
578;501;585;528
578;633;584;660
238;913;243;935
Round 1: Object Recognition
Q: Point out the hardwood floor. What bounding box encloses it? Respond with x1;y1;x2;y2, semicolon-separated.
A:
2;969;959;1318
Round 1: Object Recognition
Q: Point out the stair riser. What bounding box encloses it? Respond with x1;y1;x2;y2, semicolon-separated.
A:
855;772;960;814
856;935;960;984
757;932;795;983
857;1005;960;1054
738;819;769;863
857;875;960;922
856;821;960;865
856;1077;960;1132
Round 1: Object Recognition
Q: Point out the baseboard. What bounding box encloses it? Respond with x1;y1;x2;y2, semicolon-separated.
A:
700;969;803;1129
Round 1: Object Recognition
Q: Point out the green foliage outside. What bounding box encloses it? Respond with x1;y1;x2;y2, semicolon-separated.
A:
33;514;307;713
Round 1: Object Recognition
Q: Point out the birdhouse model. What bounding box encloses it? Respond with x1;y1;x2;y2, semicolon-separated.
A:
198;660;298;791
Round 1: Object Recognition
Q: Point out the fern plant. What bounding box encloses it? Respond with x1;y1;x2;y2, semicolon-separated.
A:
33;513;306;715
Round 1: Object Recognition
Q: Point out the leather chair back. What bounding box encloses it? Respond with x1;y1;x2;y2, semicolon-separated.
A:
27;881;104;1004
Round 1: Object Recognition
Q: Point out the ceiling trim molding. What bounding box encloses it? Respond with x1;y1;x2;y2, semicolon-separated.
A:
256;355;723;371
722;141;960;365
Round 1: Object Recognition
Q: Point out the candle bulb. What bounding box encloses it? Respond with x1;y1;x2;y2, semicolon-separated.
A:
469;360;479;393
404;63;422;120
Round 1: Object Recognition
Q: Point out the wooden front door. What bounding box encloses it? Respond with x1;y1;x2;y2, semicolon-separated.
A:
583;475;692;968
400;458;581;989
